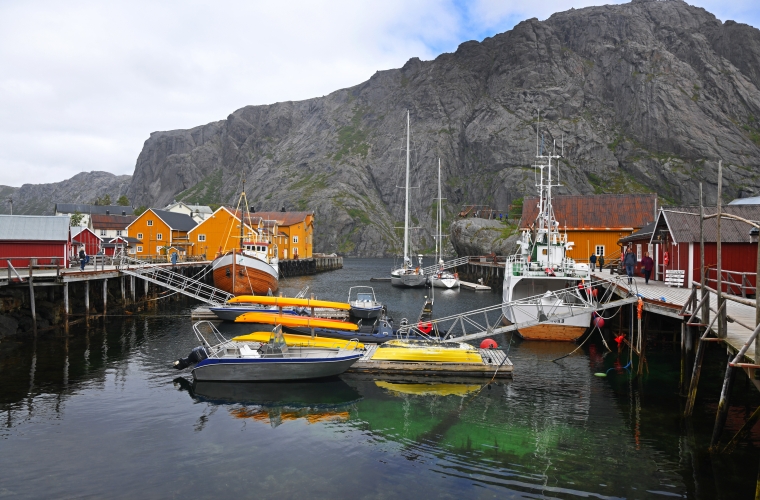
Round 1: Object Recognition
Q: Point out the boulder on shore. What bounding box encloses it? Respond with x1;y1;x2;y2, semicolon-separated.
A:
450;218;519;257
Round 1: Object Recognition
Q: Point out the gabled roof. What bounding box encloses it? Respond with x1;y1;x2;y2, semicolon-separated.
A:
249;211;314;226
164;201;214;214
520;194;657;230
127;209;197;232
188;206;255;234
618;220;657;244
55;204;132;216
71;226;102;240
0;215;70;241
653;206;760;244
90;214;137;230
109;236;141;244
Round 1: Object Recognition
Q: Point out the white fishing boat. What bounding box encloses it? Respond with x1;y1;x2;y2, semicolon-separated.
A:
430;159;460;289
348;286;383;320
502;130;592;341
173;323;362;382
391;110;426;288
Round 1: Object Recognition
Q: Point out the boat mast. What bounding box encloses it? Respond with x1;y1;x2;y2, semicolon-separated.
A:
437;158;442;266
404;110;410;268
240;177;246;251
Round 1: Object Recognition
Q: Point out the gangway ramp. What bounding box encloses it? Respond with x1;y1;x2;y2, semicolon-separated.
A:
396;276;639;342
422;256;469;275
118;254;233;306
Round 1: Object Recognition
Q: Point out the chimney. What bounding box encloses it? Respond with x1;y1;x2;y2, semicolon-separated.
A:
106;210;110;215
122;211;126;216
250;206;256;213
281;206;286;212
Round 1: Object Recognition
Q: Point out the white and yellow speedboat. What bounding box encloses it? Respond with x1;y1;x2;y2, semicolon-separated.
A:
370;339;483;364
232;331;363;350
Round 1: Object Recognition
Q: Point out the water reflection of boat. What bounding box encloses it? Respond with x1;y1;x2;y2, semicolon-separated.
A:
375;380;480;397
174;377;362;428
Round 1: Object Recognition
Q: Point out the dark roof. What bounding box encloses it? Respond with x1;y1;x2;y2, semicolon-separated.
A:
108;236;141;244
0;215;70;241
151;209;197;231
55;204;132;215
521;194;657;229
250;211;314;226
654;206;760;243
618;220;657;244
90;214;137;230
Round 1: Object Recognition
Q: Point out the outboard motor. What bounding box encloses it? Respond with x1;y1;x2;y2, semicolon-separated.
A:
173;346;208;370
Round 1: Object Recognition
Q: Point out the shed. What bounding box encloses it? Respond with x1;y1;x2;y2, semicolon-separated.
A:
0;215;71;268
71;226;102;257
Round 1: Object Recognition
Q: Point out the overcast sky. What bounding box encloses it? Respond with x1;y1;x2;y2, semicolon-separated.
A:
0;0;757;187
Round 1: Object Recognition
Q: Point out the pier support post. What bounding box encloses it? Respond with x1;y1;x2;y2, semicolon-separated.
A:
144;279;149;298
130;275;135;304
28;268;37;333
710;360;737;450
121;277;125;305
63;282;69;330
85;281;90;322
102;279;108;317
684;338;707;417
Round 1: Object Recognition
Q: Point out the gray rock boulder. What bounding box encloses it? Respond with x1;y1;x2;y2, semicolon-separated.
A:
450;218;519;256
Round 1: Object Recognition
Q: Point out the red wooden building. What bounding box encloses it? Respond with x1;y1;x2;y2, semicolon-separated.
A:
71;226;102;257
648;206;760;292
0;215;71;268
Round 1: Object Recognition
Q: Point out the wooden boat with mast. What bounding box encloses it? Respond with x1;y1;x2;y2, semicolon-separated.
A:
211;182;280;295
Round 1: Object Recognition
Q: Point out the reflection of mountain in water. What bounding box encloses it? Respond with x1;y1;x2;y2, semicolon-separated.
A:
175;378;362;428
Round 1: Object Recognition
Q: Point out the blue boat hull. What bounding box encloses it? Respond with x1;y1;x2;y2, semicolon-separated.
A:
191;354;362;382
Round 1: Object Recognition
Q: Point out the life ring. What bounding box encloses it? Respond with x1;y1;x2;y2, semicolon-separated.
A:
663;252;669;266
417;322;433;334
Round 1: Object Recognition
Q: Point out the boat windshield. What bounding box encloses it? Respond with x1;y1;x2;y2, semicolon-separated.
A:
268;326;288;351
356;293;374;302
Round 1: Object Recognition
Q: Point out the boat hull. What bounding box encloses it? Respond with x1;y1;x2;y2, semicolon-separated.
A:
209;306;298;322
391;273;426;288
431;277;460;289
349;306;382;320
212;252;278;296
192;354;361;382
502;275;591;342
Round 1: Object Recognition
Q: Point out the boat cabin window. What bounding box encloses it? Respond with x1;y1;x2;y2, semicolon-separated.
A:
356;293;373;301
541;249;548;256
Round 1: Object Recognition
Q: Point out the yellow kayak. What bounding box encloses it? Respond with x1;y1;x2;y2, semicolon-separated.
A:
371;339;483;364
232;331;364;349
235;312;359;331
228;295;350;310
375;381;481;396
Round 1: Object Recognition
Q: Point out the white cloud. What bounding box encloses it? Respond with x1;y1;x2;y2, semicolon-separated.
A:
0;0;756;187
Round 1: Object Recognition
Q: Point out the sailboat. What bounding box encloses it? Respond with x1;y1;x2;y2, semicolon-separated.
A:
502;127;592;341
391;110;426;288
430;159;460;289
211;183;279;295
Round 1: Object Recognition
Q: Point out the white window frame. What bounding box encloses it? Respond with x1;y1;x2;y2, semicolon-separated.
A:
147;220;153;226
157;233;163;241
198;234;206;242
636;244;642;261
595;245;605;256
137;232;143;240
292;235;299;244
100;229;107;236
136;246;143;253
116;230;122;236
157;246;163;254
128;247;136;254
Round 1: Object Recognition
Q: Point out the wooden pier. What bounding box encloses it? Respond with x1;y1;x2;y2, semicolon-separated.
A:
348;344;512;378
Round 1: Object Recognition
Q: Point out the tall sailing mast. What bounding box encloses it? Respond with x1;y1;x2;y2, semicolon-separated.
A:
403;110;410;268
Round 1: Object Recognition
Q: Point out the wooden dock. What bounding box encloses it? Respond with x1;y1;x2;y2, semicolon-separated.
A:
460;280;491;291
594;271;758;363
347;345;512;378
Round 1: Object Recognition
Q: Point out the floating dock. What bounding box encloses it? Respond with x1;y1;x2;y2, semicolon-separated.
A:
459;280;491;291
347;345;512;378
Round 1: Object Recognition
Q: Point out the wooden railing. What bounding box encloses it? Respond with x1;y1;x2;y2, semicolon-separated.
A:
705;267;757;298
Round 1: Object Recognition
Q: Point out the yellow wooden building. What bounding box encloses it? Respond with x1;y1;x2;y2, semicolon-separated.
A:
520;194;657;263
125;209;197;258
187;207;259;258
251;211;314;260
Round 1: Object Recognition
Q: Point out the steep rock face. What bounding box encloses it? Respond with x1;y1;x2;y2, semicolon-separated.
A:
0;172;132;215
449;218;519;256
126;0;760;256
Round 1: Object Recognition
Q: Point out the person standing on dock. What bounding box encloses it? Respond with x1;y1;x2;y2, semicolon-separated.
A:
641;252;654;284
171;251;178;268
598;254;604;273
79;247;86;271
589;253;597;271
623;246;636;285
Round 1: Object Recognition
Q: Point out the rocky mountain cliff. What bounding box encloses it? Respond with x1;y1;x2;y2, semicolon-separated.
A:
126;0;760;256
0;172;132;215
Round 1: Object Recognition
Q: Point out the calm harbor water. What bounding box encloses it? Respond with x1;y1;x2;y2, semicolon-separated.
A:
2;258;760;498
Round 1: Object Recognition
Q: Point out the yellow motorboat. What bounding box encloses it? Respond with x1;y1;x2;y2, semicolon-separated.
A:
375;380;481;396
235;312;359;331
232;331;364;350
371;339;483;364
228;295;351;310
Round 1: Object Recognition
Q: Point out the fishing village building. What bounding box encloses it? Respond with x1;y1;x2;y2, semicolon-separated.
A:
642;206;760;290
0;215;71;268
520;194;657;263
125;209;197;259
89;213;136;240
187;207;260;259
71;227;102;257
54;203;133;228
250;211;314;260
164;201;214;224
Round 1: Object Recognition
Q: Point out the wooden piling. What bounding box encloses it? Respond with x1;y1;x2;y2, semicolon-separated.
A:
28;264;36;332
710;358;737;450
102;279;108;316
63;282;69;331
130;275;136;303
121;276;125;305
85;281;90;322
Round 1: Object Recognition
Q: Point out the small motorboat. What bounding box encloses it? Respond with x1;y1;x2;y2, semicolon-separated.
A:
348;286;384;320
173;322;362;382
